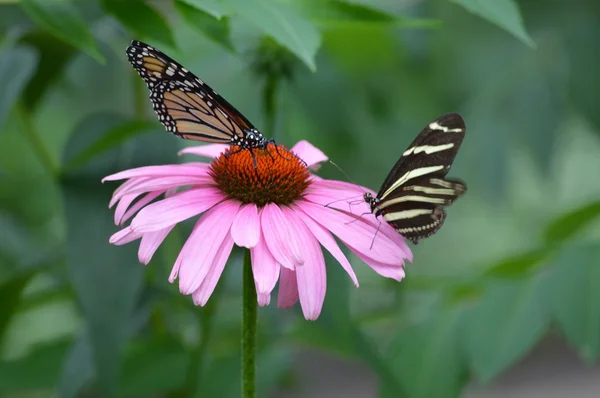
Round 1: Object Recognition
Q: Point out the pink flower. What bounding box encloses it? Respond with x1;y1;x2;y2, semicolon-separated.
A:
104;141;412;320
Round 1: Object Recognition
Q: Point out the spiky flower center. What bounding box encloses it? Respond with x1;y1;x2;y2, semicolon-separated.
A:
209;144;311;206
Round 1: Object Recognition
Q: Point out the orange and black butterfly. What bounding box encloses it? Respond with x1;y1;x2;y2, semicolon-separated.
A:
126;40;272;156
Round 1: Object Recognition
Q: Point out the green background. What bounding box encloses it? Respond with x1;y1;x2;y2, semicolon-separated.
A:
1;0;599;397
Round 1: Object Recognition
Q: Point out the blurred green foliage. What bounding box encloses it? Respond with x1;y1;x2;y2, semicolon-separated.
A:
0;0;599;397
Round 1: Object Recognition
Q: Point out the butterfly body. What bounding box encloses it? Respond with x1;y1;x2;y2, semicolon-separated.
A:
366;113;467;244
126;40;271;154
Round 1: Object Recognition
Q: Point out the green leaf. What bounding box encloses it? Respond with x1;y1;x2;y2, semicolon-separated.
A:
0;274;33;344
551;244;600;363
58;333;95;398
62;119;157;173
387;308;468;398
544;200;600;245
0;340;70;395
119;338;188;397
465;277;553;382
179;0;229;19
20;31;77;109
0;46;38;128
63;178;144;398
101;0;175;47
20;0;103;61
60;112;178;397
175;1;235;52
483;249;549;278
451;0;535;48
224;0;321;71
296;0;441;28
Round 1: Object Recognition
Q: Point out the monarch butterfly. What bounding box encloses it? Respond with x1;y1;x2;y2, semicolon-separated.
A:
126;40;273;159
364;113;467;244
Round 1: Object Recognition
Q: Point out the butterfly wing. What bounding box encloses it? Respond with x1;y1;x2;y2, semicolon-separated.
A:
126;40;256;143
378;176;466;243
375;113;467;243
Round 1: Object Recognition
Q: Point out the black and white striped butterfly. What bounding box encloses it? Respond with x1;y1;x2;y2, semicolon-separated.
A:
364;113;467;244
126;40;272;155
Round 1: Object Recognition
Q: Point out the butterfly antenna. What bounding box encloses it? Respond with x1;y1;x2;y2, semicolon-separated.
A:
369;219;382;250
328;160;359;186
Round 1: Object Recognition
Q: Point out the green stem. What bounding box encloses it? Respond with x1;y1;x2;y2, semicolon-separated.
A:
15;103;59;177
242;249;257;398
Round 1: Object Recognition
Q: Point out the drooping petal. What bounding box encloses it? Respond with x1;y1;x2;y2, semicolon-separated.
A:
296;201;405;266
191;232;235;306
130;187;226;233
282;207;326;320
260;203;304;269
305;181;413;259
111;175;212;205
116;190;164;226
177;200;240;294
231;203;260;248
103;163;209;182
290;140;328;169
250;234;280;305
109;227;142;245
293;204;358;287
277;267;299;308
178;144;230;159
353;250;406;281
138;225;175;265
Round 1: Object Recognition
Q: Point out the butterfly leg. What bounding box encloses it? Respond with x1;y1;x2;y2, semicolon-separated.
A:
369;219;382;250
344;211;372;225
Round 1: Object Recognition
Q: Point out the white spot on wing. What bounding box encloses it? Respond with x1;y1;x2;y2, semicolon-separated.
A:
429;121;463;133
403;143;454;156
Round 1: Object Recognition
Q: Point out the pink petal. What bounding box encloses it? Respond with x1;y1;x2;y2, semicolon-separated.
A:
103;163;209;182
111;175;212;205
110;177;148;208
290;140;328;169
296;201;405;266
109;227;142;245
260;204;304;269
169;255;182;283
138;225;175;265
277;267;298;308
293;204;358;287
178;144;230;158
353;250;406;281
177;200;240;294
250;235;280;303
258;293;271;306
114;192;142;225
191;232;235;306
116;190;164;226
130;187;226;233
231;204;260;248
282;207;326;320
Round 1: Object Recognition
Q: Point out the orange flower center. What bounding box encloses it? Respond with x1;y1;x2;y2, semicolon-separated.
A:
209;144;311;206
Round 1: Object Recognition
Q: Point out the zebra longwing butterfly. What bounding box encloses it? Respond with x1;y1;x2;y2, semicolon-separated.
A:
126;40;272;156
364;113;467;244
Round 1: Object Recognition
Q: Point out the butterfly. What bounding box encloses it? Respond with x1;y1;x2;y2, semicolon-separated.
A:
126;40;273;159
364;113;467;244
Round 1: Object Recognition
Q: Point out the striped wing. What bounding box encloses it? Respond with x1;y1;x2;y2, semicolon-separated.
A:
375;113;467;243
126;40;255;143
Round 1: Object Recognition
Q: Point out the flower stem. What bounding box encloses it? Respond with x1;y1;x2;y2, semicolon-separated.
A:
242;249;257;398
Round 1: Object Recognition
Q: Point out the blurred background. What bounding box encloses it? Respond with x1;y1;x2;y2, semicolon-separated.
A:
1;0;599;397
